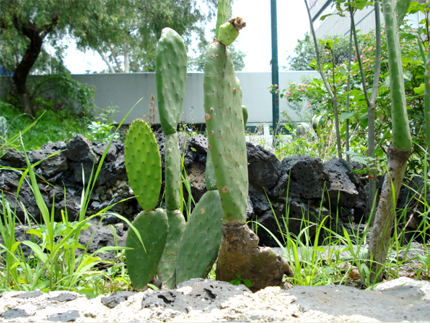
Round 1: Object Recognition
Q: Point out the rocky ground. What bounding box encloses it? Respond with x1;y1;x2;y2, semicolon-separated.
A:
0;277;429;322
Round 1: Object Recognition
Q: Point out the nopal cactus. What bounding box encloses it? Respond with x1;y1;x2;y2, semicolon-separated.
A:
125;0;293;292
125;27;222;290
204;0;294;292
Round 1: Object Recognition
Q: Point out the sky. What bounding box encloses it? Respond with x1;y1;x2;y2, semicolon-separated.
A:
62;1;312;74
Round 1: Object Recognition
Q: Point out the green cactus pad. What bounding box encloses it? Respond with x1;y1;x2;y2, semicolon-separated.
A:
124;119;161;210
204;41;248;223
158;210;186;288
176;190;223;284
125;209;168;291
164;133;181;211
156;28;187;135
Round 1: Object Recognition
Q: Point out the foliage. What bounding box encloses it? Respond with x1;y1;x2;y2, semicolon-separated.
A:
276;15;430;175
1;99;118;151
0;119;135;293
75;0;218;73
285;33;355;71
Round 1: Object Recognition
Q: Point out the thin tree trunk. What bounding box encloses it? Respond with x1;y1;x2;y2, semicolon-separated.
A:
109;45;123;73
11;14;58;115
98;50;115;73
368;146;410;282
124;41;130;73
304;0;342;159
368;0;412;283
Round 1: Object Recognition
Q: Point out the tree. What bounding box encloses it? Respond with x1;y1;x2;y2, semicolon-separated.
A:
286;32;354;71
0;0;112;114
0;0;216;115
74;0;218;73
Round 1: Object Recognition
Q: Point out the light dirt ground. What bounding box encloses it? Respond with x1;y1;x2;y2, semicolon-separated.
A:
0;277;429;322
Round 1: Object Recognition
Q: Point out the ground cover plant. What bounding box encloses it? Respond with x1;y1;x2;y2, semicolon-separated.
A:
0;0;429;299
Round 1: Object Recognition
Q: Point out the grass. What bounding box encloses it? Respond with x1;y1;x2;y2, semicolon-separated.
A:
254;176;430;290
0;104;142;296
0;101;118;152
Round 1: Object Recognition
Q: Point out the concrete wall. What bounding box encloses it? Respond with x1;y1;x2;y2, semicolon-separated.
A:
72;71;319;125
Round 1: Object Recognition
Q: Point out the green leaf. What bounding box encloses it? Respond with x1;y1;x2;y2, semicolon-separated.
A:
339;112;354;121
413;83;425;95
395;0;413;26
359;113;369;129
21;241;48;263
26;228;42;238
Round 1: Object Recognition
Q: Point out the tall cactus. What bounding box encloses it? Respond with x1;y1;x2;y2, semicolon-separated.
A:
204;3;293;292
368;0;412;283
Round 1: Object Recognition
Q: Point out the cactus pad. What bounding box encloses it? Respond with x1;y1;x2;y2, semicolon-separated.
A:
204;41;248;222
156;28;187;135
158;210;186;288
125;209;168;291
124;119;161;210
176;190;223;284
164;133;181;211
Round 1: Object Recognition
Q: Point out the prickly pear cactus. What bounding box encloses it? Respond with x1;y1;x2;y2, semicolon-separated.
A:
218;17;246;46
203;8;294;291
158;210;186;288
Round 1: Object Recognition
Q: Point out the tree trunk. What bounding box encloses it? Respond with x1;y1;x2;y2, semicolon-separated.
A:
368;145;411;283
11;14;58;115
98;50;115;73
12;34;43;116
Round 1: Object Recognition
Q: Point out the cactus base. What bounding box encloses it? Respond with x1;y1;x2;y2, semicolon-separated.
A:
215;222;294;292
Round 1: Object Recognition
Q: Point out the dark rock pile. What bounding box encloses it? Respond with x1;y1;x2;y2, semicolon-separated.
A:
0;132;426;257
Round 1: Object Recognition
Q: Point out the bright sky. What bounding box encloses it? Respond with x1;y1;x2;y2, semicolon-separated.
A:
62;1;311;74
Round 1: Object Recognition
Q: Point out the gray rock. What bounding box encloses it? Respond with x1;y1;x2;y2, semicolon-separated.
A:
247;143;281;191
278;155;330;200
91;141;117;162
15;290;43;299
141;278;251;313
0;308;29;319
324;158;359;209
101;291;137;308
49;293;77;302
47;310;80;322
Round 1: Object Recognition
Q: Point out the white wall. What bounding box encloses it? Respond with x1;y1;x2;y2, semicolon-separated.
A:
72;71;319;125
